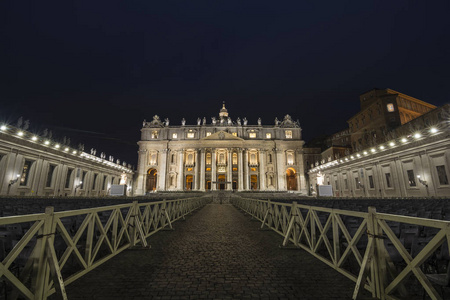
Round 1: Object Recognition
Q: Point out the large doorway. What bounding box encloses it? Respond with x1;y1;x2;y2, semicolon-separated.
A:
186;175;193;190
218;174;226;190
250;175;258;190
286;168;297;191
146;169;157;192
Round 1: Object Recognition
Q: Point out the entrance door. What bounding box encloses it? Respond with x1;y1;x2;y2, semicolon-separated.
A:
250;175;258;190
218;174;226;190
146;169;157;192
286;168;297;191
186;175;193;190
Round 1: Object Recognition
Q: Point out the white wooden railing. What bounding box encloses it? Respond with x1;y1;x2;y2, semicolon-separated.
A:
231;197;450;300
0;197;210;300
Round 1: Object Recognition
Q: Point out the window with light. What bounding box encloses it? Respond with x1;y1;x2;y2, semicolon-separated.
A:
266;133;271;139
285;130;292;139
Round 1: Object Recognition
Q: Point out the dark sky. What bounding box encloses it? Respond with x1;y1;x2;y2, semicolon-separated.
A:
1;0;449;166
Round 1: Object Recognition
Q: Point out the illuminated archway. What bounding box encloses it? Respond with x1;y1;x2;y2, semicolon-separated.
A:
286;168;297;191
218;174;226;190
146;169;157;192
186;175;193;190
250;175;258;190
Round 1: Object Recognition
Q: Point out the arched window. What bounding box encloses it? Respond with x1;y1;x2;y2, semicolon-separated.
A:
171;154;175;164
250;153;257;165
287;152;294;165
187;153;194;165
232;153;238;165
206;153;211;165
268;153;272;163
219;153;225;164
149;152;157;165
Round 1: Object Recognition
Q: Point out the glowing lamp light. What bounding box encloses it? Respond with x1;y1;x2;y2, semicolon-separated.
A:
389;142;395;147
72;150;77;154
356;154;361;157
401;138;407;143
17;131;24;136
414;133;421;139
371;148;376;153
32;136;38;141
64;147;69;151
345;158;349;161
430;127;438;134
44;140;50;145
0;125;6;131
379;145;385;150
55;144;60;149
351;156;354;159
363;151;368;155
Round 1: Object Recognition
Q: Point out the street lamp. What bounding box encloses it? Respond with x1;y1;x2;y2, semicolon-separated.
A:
9;174;20;186
417;175;428;187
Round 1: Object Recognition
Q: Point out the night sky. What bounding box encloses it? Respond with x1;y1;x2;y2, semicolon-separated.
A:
1;1;449;166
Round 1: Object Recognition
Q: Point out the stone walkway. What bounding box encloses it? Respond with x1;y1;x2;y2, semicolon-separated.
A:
61;204;369;299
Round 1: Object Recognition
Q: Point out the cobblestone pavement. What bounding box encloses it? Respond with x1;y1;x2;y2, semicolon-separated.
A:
61;204;370;299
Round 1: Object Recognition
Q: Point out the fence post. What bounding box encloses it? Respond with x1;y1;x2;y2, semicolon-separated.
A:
353;206;386;299
34;207;54;300
130;201;149;248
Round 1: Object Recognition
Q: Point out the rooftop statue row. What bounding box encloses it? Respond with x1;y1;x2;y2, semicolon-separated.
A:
142;114;300;128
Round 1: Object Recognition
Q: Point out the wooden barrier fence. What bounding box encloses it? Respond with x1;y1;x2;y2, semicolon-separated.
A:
0;196;210;299
232;197;450;300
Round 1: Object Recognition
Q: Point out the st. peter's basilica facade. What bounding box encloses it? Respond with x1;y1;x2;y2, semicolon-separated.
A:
135;104;307;195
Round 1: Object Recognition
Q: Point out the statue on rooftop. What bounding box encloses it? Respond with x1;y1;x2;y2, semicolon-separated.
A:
164;118;170;126
181;118;186;126
202;117;206;125
243;117;248;126
212;117;217;125
236;117;241;125
257;118;261;126
197;118;201;125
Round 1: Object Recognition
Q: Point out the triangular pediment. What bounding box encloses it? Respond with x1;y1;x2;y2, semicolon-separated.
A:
201;130;243;141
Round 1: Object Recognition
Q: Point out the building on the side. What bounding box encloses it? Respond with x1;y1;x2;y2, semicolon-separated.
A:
308;104;450;198
0;122;134;197
135;104;307;195
348;88;436;152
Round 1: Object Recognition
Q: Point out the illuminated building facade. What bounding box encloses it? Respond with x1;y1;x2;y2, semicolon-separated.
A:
309;104;450;198
348;88;436;151
135;104;307;194
0;123;134;197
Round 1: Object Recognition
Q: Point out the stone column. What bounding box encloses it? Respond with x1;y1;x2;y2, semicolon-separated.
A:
296;150;307;193
244;149;249;190
194;150;199;190
259;150;266;191
227;149;233;191
200;148;206;191
276;148;285;191
159;149;168;191
238;149;244;191
135;149;147;195
177;149;184;191
211;149;217;190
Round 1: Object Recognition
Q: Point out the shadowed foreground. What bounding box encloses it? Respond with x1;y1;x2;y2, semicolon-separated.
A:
59;204;368;299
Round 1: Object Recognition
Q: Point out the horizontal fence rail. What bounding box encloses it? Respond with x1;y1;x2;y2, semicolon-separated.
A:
231;197;450;300
0;196;210;300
